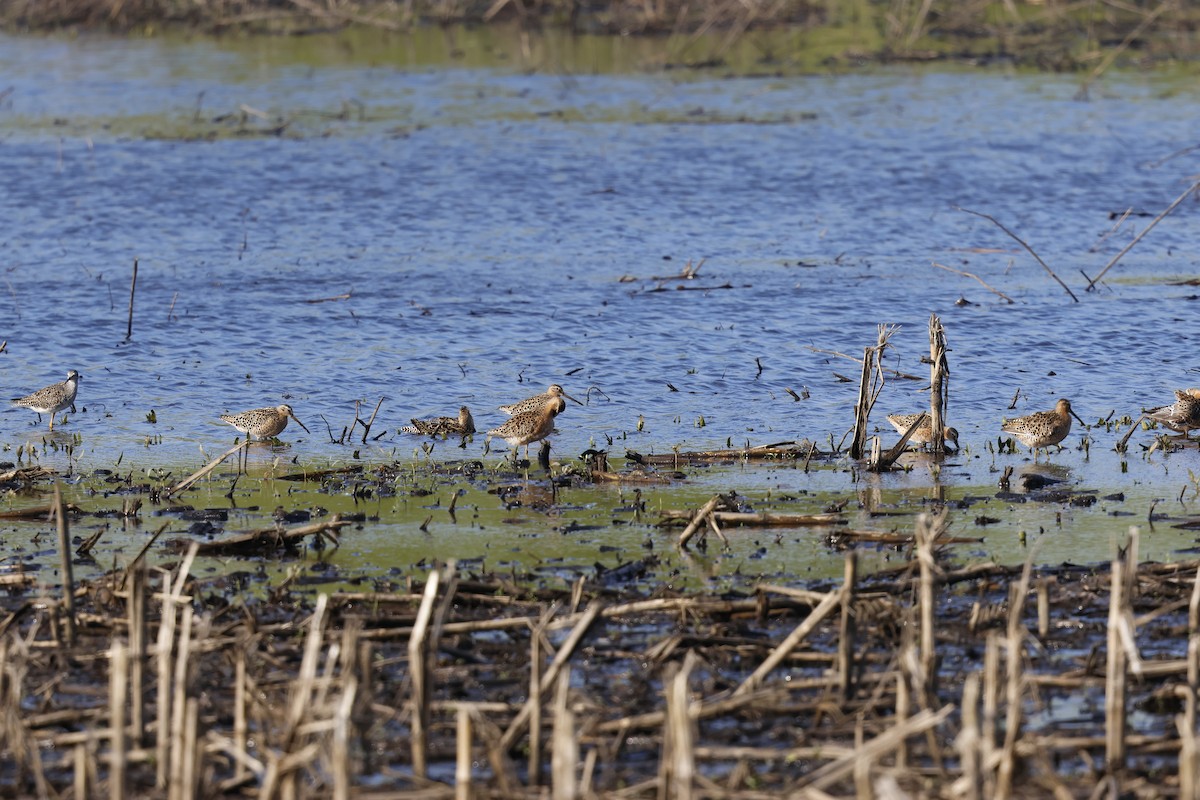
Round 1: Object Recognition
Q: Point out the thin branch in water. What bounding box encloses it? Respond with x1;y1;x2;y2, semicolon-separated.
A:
955;205;1077;302
931;262;1014;304
1086;179;1200;292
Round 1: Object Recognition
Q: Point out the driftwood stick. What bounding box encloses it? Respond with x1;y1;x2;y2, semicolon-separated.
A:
176;516;349;556
677;495;722;549
165;440;250;498
931;261;1014;303
955;205;1078;302
1086;179;1200;291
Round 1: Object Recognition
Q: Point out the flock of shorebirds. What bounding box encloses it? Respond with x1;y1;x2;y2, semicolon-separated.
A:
8;371;582;457
10;370;1200;459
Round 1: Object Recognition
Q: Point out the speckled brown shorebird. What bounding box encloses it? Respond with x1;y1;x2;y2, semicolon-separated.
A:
498;384;582;416
1001;398;1085;457
487;396;567;459
400;406;476;437
886;413;960;450
1145;389;1200;438
12;369;81;431
219;404;310;440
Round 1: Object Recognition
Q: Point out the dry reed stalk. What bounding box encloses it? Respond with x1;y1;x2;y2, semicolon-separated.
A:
955;674;982;800
456;705;472;800
665;653;697;800
125;259;137;341
1190;565;1200;634
167;606;195;800
1178;714;1197;800
594;686;787;734
893;670;909;770
109;640;127;800
676;495;722;549
157;544;198;790
928;313;949;455
732;587;843;697
53;482;76;646
1036;578;1049;638
798;705;953;791
529;606;555;788
838;552;858;702
1106;552;1128;769
408;571;440;779
164;440;249;498
75;742;87;799
235;647;247;784
127;564;147;745
849;325;896;460
914;511;944;707
181;697;198;800
552;666;577;800
333;677;356;800
995;551;1035;800
500;603;602;752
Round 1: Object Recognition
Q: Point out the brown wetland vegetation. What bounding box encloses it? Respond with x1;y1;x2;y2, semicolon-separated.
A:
2;0;1199;70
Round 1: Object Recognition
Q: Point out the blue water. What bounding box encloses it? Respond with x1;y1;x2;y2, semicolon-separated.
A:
1;31;1199;580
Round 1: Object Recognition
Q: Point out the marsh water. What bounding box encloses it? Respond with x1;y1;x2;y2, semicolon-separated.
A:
1;28;1199;589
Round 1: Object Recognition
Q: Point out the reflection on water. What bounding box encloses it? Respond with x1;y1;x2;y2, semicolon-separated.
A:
0;30;1198;582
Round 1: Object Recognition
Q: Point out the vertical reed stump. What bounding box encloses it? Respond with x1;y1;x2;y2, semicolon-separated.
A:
928;314;949;455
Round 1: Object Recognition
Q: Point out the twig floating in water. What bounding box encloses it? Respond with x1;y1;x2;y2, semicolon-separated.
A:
1086;179;1200;292
931;262;1014;304
956;205;1077;301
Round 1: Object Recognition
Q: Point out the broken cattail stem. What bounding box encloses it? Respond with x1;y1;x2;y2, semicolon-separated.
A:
53;482;76;646
850;345;873;460
128;564;147;744
500;603;602;752
126;259;138;341
677;495;722;549
456;705;472;800
838;552;858;702
551;666;577;800
409;570;440;779
929;313;949;455
109;640;127;800
1106;554;1128;770
360;396;384;444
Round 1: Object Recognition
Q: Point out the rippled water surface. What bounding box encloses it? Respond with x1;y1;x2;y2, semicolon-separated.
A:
1;30;1199;584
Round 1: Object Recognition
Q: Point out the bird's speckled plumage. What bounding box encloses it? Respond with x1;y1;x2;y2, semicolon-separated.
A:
498;384;582;416
1002;398;1083;455
488;396;567;457
886;413;959;450
219;404;310;440
401;406;476;437
13;370;81;431
1146;389;1200;438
